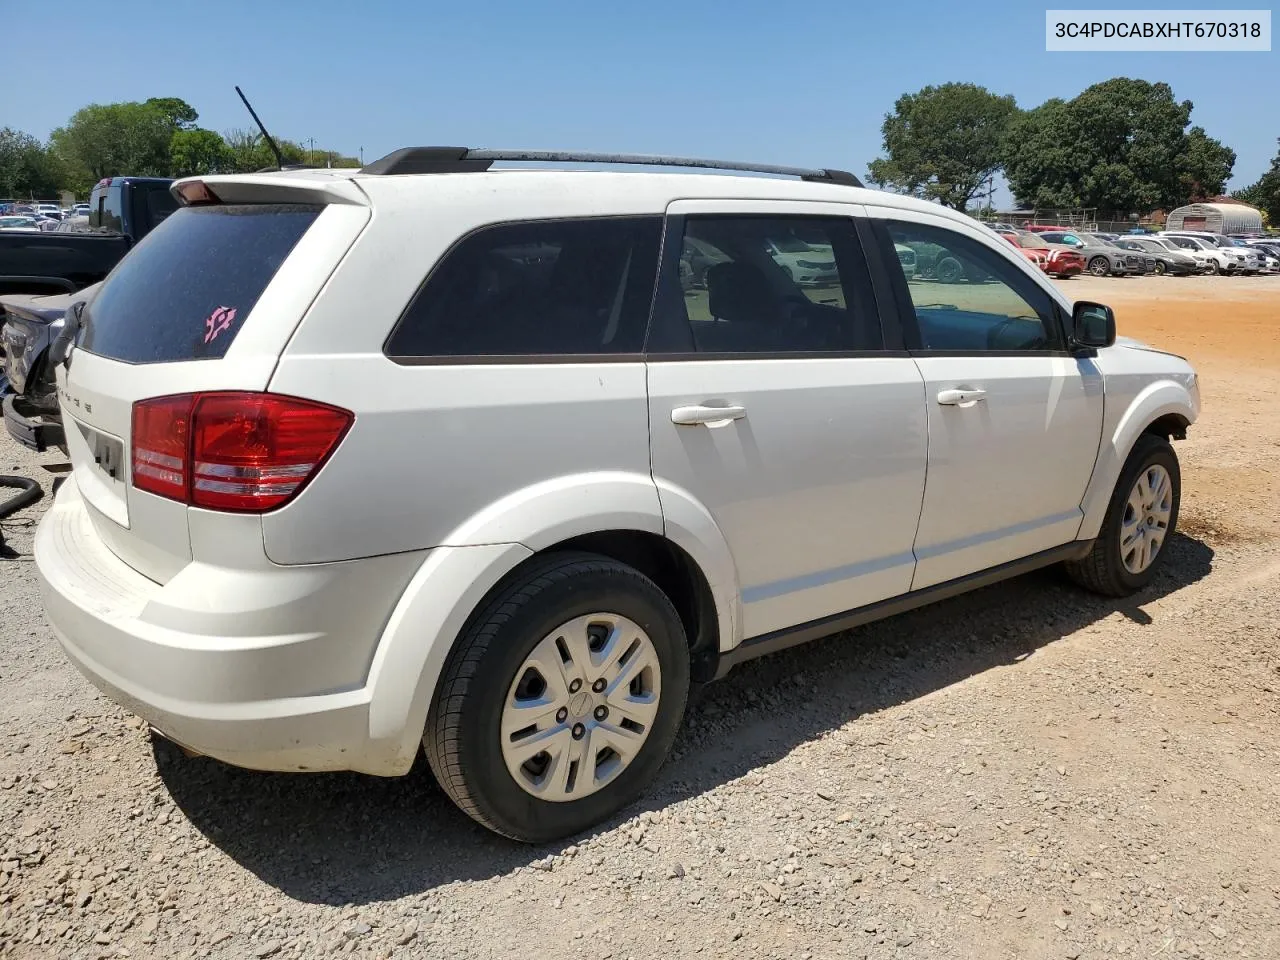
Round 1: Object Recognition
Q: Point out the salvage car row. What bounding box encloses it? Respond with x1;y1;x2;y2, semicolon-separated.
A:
987;224;1280;278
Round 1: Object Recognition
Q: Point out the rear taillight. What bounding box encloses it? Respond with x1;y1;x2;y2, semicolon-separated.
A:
131;392;353;513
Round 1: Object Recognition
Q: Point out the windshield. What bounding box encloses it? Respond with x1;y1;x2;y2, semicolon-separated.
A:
1016;232;1048;249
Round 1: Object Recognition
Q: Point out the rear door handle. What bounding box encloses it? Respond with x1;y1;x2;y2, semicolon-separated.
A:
671;404;747;426
937;388;987;406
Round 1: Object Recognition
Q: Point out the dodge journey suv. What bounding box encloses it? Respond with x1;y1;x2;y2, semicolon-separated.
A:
35;148;1200;841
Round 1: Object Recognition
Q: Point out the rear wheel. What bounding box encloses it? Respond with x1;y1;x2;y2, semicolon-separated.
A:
936;256;965;284
424;552;690;842
1065;433;1180;597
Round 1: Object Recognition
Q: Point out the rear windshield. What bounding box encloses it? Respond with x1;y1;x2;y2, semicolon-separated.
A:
79;203;321;364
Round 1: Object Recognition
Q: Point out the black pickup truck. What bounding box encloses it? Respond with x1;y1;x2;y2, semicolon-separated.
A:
0;176;175;296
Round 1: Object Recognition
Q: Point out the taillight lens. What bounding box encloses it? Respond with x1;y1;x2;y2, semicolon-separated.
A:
131;392;353;513
132;396;192;501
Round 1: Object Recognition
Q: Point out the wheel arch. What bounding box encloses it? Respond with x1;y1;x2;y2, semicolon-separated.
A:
363;473;739;770
1078;381;1196;541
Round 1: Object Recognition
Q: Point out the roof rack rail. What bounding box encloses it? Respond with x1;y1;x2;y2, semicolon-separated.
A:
359;147;863;187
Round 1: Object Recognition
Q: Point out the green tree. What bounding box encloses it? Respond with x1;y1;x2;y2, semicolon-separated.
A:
50;101;174;183
1003;79;1234;213
867;83;1018;211
145;97;199;130
1176;127;1236;202
0;127;63;197
1232;138;1280;223
170;128;231;176
222;128;306;172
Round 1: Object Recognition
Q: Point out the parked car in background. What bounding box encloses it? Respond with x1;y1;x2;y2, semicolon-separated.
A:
35;204;62;220
1113;238;1201;276
996;231;1049;272
998;230;1085;279
1244;244;1280;273
32;150;1200;843
1159;234;1247;274
0;216;41;232
53;216;90;233
1163;231;1259;273
1038;231;1134;277
894;242;917;280
0;176;175;295
763;232;839;286
1244;240;1280;266
1;283;98;453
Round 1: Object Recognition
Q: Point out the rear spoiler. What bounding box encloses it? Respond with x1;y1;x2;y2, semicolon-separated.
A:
170;173;370;208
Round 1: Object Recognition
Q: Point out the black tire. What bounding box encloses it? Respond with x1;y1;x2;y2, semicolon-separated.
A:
935;256;965;284
1154;261;1166;275
1088;256;1111;277
424;552;690;843
1065;433;1180;597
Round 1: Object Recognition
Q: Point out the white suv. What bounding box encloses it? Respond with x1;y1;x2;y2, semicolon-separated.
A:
1160;232;1255;274
34;148;1200;842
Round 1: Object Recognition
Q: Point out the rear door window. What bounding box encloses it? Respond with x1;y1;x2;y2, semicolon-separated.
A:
78;203;321;364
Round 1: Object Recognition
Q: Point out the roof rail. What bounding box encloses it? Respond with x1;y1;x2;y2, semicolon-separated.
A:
359;147;863;187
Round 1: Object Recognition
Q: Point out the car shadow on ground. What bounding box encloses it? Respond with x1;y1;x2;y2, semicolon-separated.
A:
158;533;1213;905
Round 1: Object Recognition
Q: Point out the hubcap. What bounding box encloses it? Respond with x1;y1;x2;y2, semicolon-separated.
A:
500;613;661;803
1120;464;1173;575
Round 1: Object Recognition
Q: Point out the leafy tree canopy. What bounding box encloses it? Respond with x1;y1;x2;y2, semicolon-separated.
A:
1003;79;1235;213
867;83;1018;211
1231;138;1280;223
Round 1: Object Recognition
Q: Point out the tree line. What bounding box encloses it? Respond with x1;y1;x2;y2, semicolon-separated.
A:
867;78;1279;224
0;96;359;199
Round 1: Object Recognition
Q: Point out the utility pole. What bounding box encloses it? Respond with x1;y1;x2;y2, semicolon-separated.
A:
359;146;364;166
307;137;315;165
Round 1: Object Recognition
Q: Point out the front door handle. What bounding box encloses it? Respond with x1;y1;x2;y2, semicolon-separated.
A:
937;388;987;406
671;404;747;426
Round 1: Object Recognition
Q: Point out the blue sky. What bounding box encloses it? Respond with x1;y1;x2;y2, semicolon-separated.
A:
3;0;1276;206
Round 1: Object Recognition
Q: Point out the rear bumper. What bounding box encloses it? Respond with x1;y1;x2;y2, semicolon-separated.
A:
4;392;63;452
34;480;425;775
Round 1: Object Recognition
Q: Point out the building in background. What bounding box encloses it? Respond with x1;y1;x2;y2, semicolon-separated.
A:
1165;198;1264;235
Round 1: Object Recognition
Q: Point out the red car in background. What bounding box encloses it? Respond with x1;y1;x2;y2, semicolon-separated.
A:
997;230;1050;272
998;230;1085;279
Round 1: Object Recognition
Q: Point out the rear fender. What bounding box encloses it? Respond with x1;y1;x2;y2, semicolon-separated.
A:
363;471;740;767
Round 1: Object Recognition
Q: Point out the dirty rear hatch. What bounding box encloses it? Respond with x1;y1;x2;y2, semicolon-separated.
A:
57;175;370;582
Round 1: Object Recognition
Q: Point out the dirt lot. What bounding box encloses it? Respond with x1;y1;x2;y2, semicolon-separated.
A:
1;274;1277;960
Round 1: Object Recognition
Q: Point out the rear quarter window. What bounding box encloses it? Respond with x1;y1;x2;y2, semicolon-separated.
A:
385;216;663;360
79;203;321;364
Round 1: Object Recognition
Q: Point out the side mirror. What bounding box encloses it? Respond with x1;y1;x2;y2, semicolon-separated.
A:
1071;301;1116;354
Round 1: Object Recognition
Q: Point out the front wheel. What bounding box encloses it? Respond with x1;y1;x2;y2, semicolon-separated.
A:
1088;256;1111;277
1065;433;1180;596
1153;261;1167;275
424;552;690;842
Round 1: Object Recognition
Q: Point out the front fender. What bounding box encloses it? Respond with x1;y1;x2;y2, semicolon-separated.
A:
1078;379;1198;540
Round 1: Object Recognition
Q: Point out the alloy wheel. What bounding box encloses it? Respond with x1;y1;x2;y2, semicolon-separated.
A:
1119;464;1173;575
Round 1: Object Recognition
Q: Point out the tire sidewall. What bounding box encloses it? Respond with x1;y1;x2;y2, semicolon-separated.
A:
444;561;689;842
1103;436;1181;592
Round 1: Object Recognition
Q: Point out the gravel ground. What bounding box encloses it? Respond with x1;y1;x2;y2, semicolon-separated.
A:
2;276;1278;960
